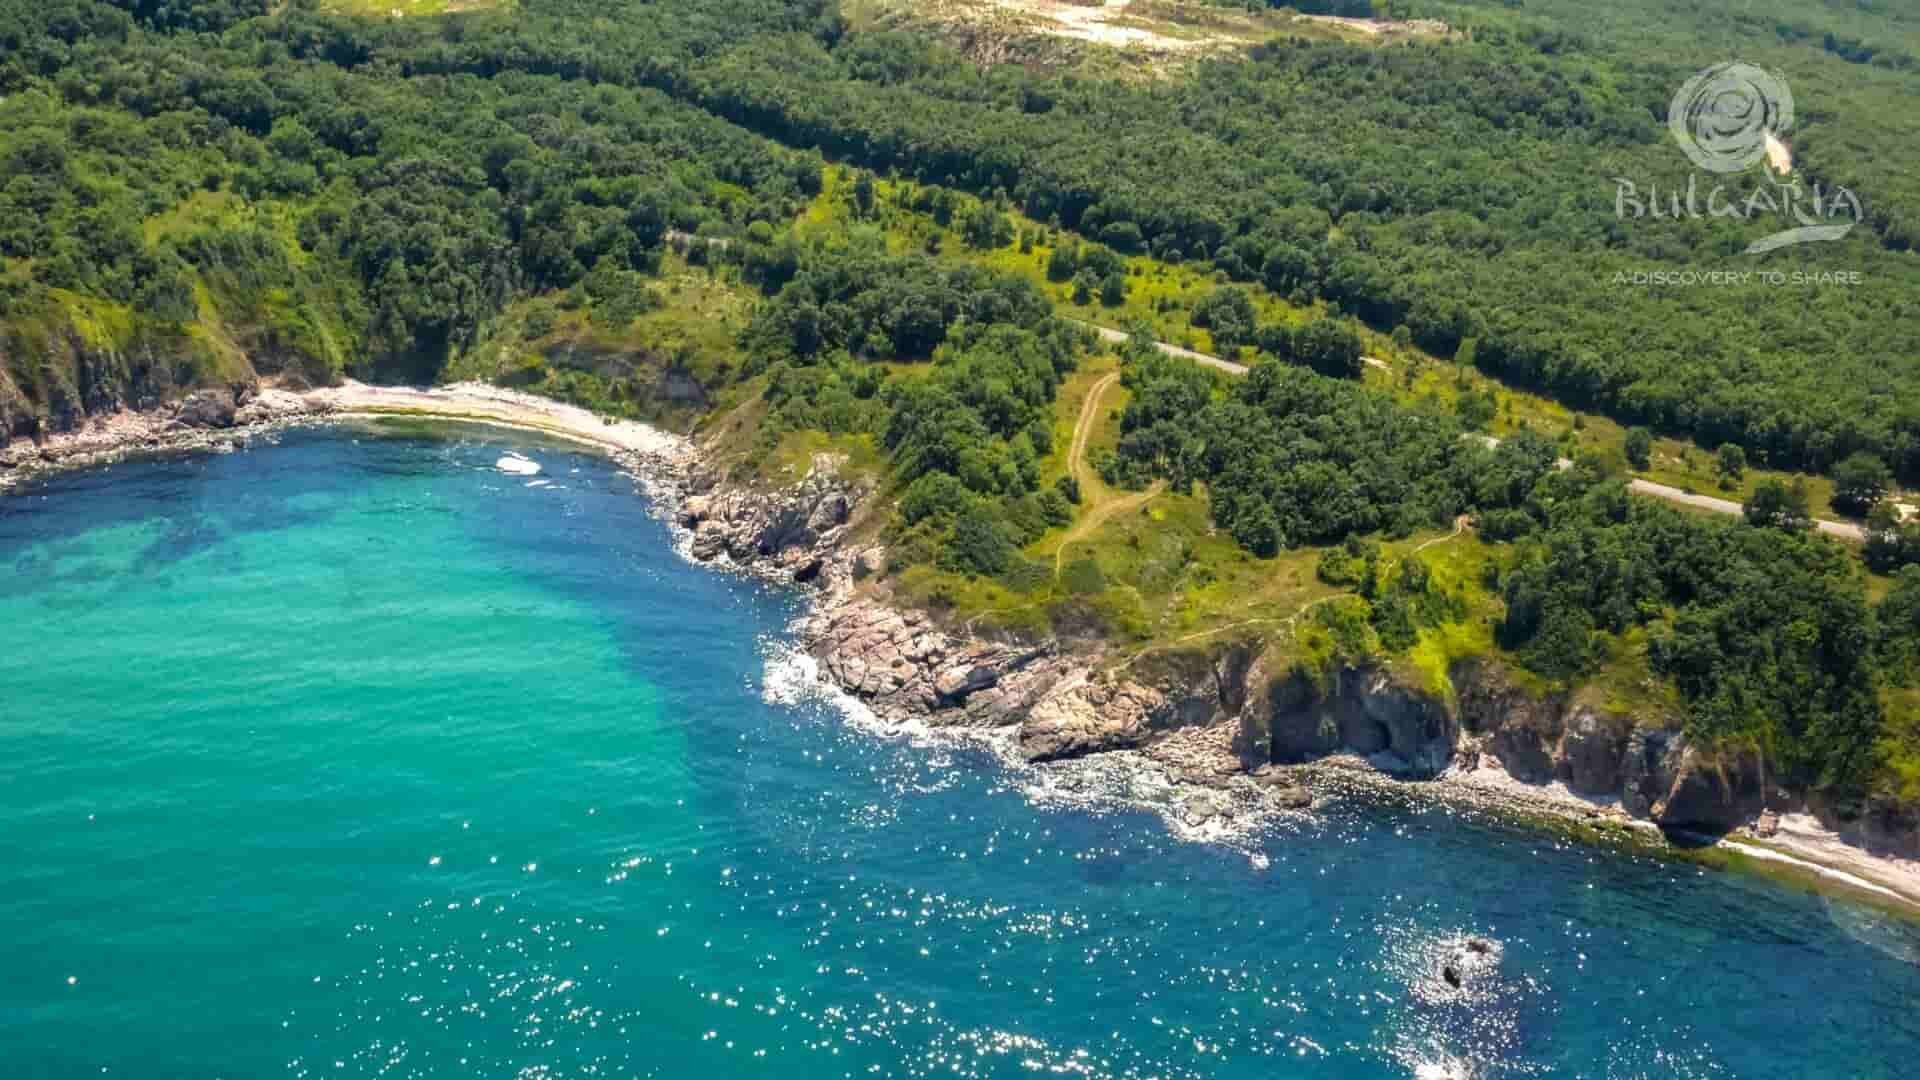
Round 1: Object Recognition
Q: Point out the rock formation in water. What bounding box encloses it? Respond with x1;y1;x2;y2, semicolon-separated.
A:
1439;936;1501;990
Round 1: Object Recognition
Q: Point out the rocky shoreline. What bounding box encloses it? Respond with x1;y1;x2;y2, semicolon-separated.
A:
10;380;1920;915
0;385;323;493
653;442;1920;914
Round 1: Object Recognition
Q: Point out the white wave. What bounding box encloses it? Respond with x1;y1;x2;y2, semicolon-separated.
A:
1824;895;1920;966
759;639;1292;855
494;452;541;476
760;641;890;737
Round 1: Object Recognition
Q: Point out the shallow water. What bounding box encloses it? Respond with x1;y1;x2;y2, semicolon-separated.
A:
2;426;1916;1079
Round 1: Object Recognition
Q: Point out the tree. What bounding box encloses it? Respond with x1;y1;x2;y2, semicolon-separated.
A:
1070;269;1098;305
1046;244;1077;282
1190;286;1256;351
946;514;1014;575
1831;451;1893;516
1456;389;1496;430
1864;502;1920;573
1233;500;1283;557
852;171;875;216
1099;271;1126;307
900;471;972;525
1715;443;1746;488
1288;318;1365;379
1877;565;1920;670
1744;479;1811;531
1624;427;1652;470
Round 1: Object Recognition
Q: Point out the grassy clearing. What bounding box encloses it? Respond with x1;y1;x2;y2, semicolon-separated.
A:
761;428;888;487
446;251;754;427
1038;353;1125;500
1393;531;1502;699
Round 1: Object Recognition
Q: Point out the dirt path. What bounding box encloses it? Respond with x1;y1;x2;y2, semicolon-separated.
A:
1072;320;1249;376
1069;371;1120;493
1053;370;1162;576
1057;485;1162;575
1625;477;1864;541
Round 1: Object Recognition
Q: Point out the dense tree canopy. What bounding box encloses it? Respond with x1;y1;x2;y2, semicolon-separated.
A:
2;0;1917;810
1106;352;1559;551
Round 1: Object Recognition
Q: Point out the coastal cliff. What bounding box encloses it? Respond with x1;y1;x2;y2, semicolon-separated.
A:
670;456;1920;869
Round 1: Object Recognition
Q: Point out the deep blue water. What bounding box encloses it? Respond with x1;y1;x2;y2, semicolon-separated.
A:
2;425;1917;1079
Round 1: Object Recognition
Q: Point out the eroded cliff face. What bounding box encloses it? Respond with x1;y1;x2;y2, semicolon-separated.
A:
1241;657;1780;834
1248;665;1457;777
0;314;259;445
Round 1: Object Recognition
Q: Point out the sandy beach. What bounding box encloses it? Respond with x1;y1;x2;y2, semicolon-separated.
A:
0;379;692;494
1436;761;1920;911
307;380;693;460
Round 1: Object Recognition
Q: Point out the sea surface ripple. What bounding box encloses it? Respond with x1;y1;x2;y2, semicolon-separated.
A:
2;426;1917;1079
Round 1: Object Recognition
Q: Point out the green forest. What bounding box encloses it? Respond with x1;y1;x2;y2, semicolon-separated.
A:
3;0;1919;819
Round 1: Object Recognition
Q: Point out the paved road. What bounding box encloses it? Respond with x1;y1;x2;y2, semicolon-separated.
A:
1627;478;1865;541
1074;320;1250;376
1072;319;1868;542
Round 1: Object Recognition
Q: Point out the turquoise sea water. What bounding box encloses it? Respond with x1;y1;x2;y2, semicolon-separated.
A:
4;425;1919;1079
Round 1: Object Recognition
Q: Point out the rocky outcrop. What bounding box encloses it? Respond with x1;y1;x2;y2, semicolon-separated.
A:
670;454;1270;767
1227;656;1794;837
1454;660;1638;797
1255;665;1457;777
1016;640;1276;763
804;600;1068;726
1620;729;1768;833
1249;765;1314;809
531;338;711;421
1;311;266;445
1808;792;1920;861
1457;665;1563;783
1560;707;1633;795
175;388;240;428
1020;674;1166;760
1438;936;1502;991
676;456;860;582
3;379;324;492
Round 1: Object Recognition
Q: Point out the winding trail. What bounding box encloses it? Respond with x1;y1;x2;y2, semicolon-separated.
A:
1072;319;1865;541
1053;370;1162;576
1068;371;1121;485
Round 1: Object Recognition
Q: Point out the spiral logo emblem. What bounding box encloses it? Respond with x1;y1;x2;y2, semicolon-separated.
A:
1668;62;1793;174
